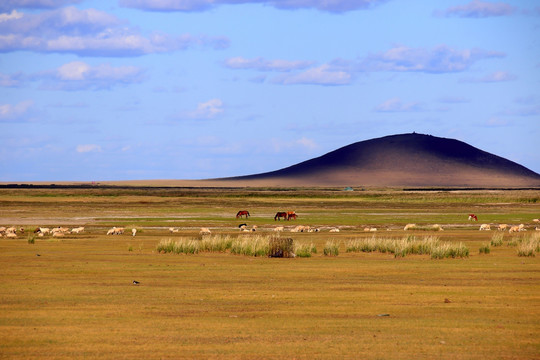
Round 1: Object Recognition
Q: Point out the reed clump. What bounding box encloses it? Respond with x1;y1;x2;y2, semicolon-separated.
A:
478;243;491;254
516;233;540;257
346;235;468;259
490;233;504;247
323;241;340;256
294;242;317;258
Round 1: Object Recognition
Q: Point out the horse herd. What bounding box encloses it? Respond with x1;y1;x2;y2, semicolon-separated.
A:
236;210;298;221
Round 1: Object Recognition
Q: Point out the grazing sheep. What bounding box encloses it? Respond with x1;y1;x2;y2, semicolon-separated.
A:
239;224;247;231
251;225;258;232
533;219;539;223
479;224;491;231
52;231;64;237
509;225;525;233
107;227;116;235
6;233;17;238
404;224;416;231
329;228;340;232
200;227;211;236
6;227;17;234
274;226;284;232
291;225;309;232
364;227;377;232
432;224;444;231
308;228;320;232
71;227;84;234
498;224;508;231
132;228;137;237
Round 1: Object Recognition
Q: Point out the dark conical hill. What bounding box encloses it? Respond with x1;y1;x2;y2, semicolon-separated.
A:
221;133;540;187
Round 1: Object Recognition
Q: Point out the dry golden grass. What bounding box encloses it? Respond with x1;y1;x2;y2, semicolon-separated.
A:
0;187;538;359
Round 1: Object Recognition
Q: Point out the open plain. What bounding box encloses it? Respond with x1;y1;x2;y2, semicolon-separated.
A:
0;186;539;359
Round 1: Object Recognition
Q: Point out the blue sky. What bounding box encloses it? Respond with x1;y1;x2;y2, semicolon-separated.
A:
1;0;539;181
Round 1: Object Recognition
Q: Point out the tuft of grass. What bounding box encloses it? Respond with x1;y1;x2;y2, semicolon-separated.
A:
295;242;317;258
231;235;269;257
490;233;504;247
200;235;233;252
430;242;469;259
479;243;491;254
346;235;467;259
323;241;340;256
156;238;199;254
27;235;35;244
128;245;133;252
516;233;540;257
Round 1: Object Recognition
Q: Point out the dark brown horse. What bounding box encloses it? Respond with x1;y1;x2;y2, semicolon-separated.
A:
236;210;250;219
274;212;287;221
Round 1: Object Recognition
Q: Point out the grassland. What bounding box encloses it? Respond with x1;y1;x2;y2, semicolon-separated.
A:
0;187;539;359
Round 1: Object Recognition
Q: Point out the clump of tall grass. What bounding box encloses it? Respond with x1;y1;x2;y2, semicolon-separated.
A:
345;235;467;259
200;235;233;252
323;241;340;256
27;235;35;244
490;233;504;247
516;233;540;257
156;238;199;254
295;242;317;258
478;243;491;254
230;235;269;257
430;242;469;259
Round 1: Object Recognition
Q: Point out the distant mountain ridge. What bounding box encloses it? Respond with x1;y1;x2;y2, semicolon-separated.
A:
220;133;540;187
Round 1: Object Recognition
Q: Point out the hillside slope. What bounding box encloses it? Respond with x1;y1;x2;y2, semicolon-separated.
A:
219;133;540;187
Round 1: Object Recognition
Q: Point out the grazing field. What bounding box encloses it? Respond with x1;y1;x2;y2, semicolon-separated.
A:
0;187;539;359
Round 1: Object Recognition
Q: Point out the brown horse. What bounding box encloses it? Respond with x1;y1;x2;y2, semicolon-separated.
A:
274;212;287;221
236;210;250;219
287;211;297;220
468;214;478;221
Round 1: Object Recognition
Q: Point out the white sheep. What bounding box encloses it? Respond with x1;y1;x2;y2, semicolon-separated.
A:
479;224;491;231
404;224;416;231
71;227;84;234
132;228;137;237
200;227;211;236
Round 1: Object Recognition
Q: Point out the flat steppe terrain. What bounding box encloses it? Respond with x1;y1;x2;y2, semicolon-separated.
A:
0;187;539;359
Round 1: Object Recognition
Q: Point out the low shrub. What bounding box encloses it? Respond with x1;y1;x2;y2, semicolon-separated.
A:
323;241;339;256
479;244;491;254
295;242;317;258
491;233;504;247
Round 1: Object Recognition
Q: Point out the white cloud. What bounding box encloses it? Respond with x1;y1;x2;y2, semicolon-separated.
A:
461;71;517;83
0;0;81;11
0;10;23;22
120;0;388;13
0;7;229;56
76;144;102;153
360;45;505;73
440;0;515;18
0;72;23;87
185;99;224;119
228;44;504;86
224;57;314;72
374;98;423;112
0;100;34;121
269;137;319;153
273;64;352;86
